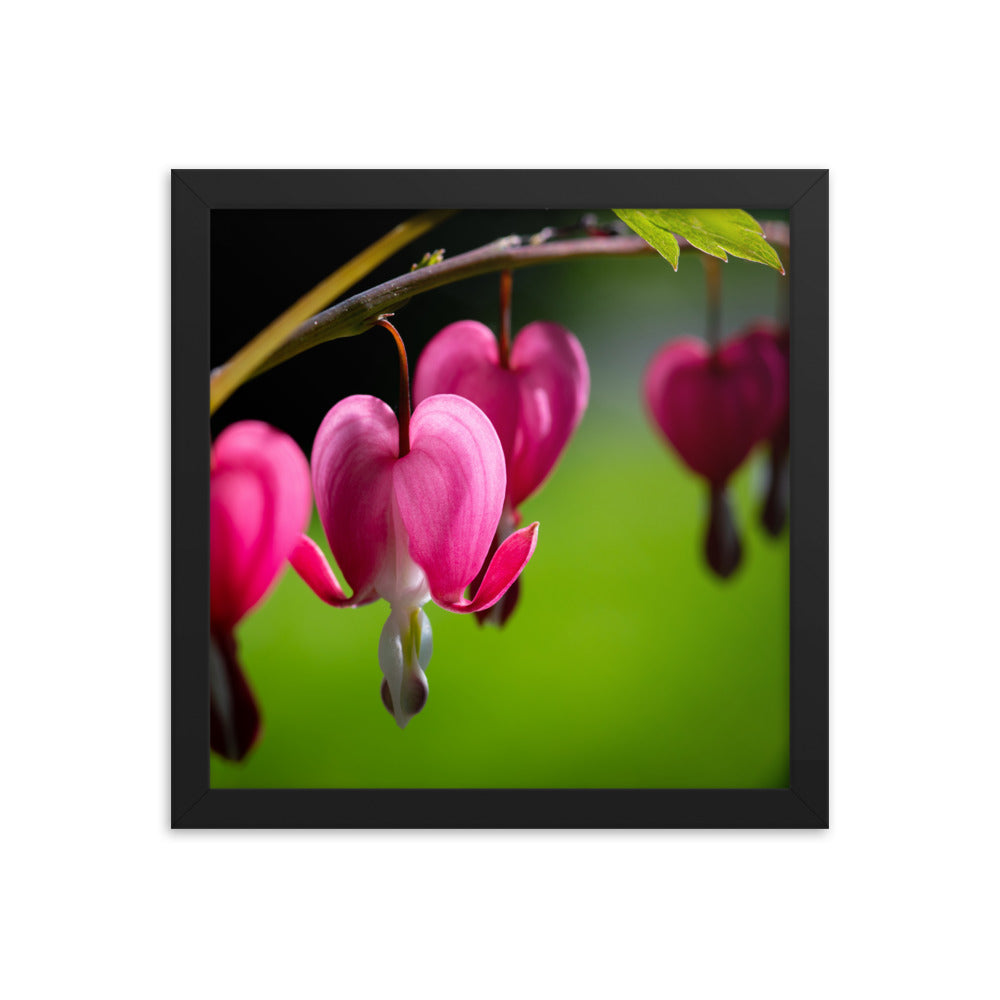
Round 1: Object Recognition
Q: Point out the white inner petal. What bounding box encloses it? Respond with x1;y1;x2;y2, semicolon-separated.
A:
375;489;431;609
372;491;435;729
378;605;433;729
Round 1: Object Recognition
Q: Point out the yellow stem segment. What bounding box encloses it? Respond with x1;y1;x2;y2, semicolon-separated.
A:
209;209;454;414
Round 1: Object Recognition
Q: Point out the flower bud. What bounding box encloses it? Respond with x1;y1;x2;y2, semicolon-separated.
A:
377;606;434;729
209;631;261;762
705;486;742;579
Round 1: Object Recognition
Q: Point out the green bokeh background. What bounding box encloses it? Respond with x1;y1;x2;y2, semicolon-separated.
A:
211;217;789;789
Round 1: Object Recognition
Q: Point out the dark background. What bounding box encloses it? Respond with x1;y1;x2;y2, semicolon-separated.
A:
210;209;611;452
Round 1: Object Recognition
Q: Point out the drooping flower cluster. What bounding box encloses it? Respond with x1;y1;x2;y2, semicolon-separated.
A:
210;305;584;742
206;252;787;757
209;420;311;759
413;316;589;624
644;320;788;577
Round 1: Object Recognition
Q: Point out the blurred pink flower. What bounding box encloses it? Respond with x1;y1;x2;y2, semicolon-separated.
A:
738;320;790;535
413;319;588;623
739;320;789;447
644;334;784;578
291;393;538;728
644;335;781;488
210;420;311;760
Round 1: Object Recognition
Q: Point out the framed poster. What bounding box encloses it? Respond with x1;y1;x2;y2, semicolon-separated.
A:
172;169;828;828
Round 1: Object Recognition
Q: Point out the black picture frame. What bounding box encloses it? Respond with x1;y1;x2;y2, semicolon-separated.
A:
172;169;829;829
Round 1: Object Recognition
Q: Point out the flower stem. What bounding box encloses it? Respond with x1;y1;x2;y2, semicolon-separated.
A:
212;221;789;397
703;254;722;351
376;317;410;457
498;270;512;369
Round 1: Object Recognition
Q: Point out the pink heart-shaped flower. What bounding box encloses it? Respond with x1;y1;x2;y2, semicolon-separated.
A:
737;320;791;535
210;420;312;632
291;393;538;728
209;420;312;759
644;335;780;487
413;319;589;510
738;319;789;445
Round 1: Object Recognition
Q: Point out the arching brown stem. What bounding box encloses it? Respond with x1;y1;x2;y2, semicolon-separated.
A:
498;270;513;369
375;317;410;457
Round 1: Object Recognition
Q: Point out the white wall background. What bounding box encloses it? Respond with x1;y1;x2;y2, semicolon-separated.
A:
2;4;995;998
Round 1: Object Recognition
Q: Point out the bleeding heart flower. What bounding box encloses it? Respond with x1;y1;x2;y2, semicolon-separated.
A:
210;420;312;760
644;334;782;578
739;320;790;535
290;392;538;729
412;315;588;623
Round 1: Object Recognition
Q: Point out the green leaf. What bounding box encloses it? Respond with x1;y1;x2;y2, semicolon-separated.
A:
613;208;785;273
613;209;680;270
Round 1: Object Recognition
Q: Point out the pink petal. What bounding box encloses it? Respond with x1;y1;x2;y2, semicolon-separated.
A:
719;336;784;444
413;320;589;511
435;522;538;614
413;320;499;391
210;421;311;631
644;337;776;486
393;394;507;605
412;320;522;460
739;321;789;441
289;534;376;607
310;395;398;603
507;321;590;508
